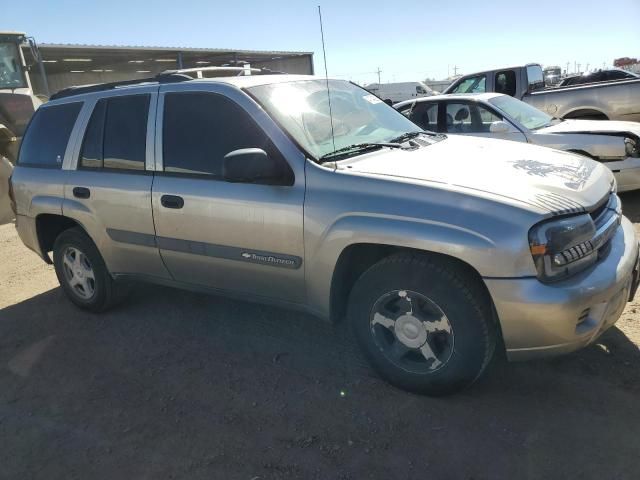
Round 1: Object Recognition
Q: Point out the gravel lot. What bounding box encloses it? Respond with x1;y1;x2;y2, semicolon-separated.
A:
2;193;640;480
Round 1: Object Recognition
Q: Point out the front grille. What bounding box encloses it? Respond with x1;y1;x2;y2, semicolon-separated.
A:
589;193;621;257
589;195;611;224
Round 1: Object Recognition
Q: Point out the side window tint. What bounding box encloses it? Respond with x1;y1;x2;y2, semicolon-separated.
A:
476;105;502;131
163;92;281;177
398;104;413;118
18;102;82;168
495;70;516;96
409;102;438;131
80;100;106;169
445;103;501;133
103;95;149;170
79;95;149;171
445;103;472;132
451;75;486;94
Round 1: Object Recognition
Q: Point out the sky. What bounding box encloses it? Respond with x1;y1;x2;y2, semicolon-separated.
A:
3;0;640;85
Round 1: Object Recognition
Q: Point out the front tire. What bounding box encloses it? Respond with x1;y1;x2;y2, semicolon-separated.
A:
348;253;497;395
53;227;119;312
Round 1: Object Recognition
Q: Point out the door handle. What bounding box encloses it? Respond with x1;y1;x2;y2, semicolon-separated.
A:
73;187;90;199
161;195;184;209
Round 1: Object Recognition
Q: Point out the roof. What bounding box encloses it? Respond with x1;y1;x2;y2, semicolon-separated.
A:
199;74;319;88
454;63;542;77
48;73;324;102
393;92;503;107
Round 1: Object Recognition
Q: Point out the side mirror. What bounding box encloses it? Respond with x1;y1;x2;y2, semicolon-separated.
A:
489;120;511;134
223;148;283;185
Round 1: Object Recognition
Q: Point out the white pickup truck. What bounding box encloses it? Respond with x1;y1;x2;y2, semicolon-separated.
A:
445;64;640;122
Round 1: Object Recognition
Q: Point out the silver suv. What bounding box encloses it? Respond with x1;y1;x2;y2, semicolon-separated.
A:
9;72;640;395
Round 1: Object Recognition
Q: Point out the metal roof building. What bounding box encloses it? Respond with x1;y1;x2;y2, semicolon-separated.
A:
22;43;314;96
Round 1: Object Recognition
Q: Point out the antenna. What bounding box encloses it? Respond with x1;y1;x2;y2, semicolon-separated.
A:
318;5;336;153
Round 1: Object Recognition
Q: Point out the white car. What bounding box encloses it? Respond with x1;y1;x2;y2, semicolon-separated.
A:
394;93;640;191
365;81;435;104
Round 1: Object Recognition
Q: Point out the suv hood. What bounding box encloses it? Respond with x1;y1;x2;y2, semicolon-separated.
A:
340;136;613;214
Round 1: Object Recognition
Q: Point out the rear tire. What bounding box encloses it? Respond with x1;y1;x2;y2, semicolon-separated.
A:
348;253;497;396
53;227;120;312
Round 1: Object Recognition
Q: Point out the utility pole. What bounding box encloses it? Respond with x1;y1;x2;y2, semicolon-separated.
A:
586;63;589;72
566;61;570;75
574;61;577;74
376;67;382;84
577;63;581;74
452;65;460;76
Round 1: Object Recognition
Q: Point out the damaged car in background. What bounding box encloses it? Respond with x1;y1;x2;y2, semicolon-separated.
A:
395;93;640;191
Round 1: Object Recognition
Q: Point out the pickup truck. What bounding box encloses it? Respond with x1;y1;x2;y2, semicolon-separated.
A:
9;72;640;395
444;64;640;122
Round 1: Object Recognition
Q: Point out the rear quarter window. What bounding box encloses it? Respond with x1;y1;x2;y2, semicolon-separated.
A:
18;102;82;168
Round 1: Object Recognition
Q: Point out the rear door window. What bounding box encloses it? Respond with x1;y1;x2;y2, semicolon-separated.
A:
406;102;438;131
79;95;149;171
18;102;82;168
444;102;501;133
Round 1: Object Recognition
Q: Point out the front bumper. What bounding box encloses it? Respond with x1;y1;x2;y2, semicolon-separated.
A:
485;216;639;361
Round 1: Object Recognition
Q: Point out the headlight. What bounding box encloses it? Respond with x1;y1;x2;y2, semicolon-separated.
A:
625;137;639;158
528;214;597;282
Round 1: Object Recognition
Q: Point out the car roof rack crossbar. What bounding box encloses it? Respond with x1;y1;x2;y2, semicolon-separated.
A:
49;67;288;101
49;72;195;101
161;66;287;78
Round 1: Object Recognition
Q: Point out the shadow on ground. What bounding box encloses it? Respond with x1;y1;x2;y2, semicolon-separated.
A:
1;284;639;479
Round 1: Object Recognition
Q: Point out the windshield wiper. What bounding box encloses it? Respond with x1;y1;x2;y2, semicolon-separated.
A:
318;142;403;163
389;131;440;144
388;131;423;143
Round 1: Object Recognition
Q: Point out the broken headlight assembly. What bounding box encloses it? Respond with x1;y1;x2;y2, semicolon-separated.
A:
528;214;598;282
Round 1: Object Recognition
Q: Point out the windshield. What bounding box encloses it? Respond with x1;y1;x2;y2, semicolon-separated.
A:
247;79;421;159
0;42;27;90
489;94;554;130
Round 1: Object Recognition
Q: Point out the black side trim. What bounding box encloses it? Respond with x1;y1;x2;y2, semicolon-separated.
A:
156;236;302;269
106;228;302;269
107;229;157;247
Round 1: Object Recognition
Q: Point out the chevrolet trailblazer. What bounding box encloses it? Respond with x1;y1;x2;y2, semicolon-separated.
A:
9;72;640;395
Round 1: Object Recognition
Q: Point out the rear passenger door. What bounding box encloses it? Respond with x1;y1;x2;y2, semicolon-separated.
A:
64;87;169;279
151;85;305;303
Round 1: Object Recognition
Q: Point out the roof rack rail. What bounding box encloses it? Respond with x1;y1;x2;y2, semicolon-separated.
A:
49;66;287;101
162;66;286;78
49;72;191;101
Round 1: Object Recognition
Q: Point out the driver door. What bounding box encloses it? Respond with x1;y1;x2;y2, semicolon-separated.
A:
151;86;306;303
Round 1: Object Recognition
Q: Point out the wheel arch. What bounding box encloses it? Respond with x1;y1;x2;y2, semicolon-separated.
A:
35;213;91;264
562;108;609;120
329;243;495;323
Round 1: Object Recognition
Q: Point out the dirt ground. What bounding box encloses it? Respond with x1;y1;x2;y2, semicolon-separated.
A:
2;194;640;480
